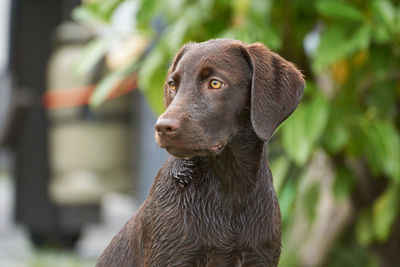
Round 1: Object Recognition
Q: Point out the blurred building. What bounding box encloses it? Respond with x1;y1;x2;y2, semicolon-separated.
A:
0;0;166;259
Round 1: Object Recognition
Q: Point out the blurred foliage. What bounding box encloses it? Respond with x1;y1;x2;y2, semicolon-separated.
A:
73;0;400;265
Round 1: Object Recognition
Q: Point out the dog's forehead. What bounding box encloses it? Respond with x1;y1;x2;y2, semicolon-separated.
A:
177;41;246;72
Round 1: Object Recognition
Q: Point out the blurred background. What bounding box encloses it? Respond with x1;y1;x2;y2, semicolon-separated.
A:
0;0;399;266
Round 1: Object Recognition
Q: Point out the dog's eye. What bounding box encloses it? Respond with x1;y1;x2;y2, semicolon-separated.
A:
209;79;223;89
168;81;176;91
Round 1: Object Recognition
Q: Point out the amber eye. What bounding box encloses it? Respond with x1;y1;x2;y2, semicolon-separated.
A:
209;79;223;89
168;81;176;91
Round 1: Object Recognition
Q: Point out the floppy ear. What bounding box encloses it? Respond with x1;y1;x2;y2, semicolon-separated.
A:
163;43;195;107
244;43;305;142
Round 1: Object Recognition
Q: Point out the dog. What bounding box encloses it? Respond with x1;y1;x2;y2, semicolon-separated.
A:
96;39;304;267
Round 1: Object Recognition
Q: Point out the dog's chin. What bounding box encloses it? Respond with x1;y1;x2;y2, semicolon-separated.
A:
164;147;205;158
162;144;225;158
156;134;226;158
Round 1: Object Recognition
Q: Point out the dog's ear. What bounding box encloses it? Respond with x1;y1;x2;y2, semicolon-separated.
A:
164;43;195;107
243;43;305;142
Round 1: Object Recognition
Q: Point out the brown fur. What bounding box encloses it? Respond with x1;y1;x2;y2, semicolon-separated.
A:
96;39;304;267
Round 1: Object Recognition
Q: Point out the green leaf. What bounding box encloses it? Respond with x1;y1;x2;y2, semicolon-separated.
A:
370;0;396;33
323;121;349;153
333;165;355;201
270;156;291;194
75;38;112;76
375;121;400;182
281;93;329;165
232;0;251;17
72;5;107;25
281;106;310;165
74;0;125;23
167;0;187;14
314;25;371;72
278;177;297;224
138;48;165;92
397;7;400;32
362;122;385;175
371;24;392;44
278;246;301;267
90;62;138;108
355;208;374;246
316;0;364;22
220;26;254;45
138;47;168;114
305;93;330;142
323;95;351;154
366;82;398;117
250;0;272;23
372;185;400;242
164;20;189;53
97;0;125;18
259;24;282;51
141;81;165;115
136;0;162;30
346;121;365;157
362;120;400;182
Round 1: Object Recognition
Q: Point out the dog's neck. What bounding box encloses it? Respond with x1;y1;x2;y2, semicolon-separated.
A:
173;127;270;195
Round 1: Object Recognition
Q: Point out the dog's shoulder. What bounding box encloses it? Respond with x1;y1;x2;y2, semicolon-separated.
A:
96;213;145;266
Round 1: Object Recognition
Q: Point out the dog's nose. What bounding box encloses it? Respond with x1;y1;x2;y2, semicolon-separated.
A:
155;118;180;137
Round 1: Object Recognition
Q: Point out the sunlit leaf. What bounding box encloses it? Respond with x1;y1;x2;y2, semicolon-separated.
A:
278;245;301;267
138;47;168;114
355;208;374;246
250;0;272;23
371;24;392;44
281;106;310;165
282;93;329;165
305;93;330;142
138;48;165;92
375;121;400;182
270;156;291;194
72;0;125;24
141;80;165;115
72;5;107;25
232;0;250;17
372;185;400;242
97;0;125;17
370;0;396;33
278;177;297;224
75;37;112;76
259;25;282;51
164;20;189;53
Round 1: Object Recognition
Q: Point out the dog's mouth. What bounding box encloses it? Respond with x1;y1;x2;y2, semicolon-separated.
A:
155;129;227;158
159;141;226;158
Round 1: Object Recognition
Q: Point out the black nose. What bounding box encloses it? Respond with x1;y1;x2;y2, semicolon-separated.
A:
155;118;180;137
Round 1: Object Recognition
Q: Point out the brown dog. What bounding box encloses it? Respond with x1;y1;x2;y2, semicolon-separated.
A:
96;39;304;267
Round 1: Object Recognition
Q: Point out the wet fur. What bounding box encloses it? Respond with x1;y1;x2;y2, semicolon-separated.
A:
96;39;304;266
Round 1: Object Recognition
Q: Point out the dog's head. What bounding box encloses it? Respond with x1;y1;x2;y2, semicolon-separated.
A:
155;39;304;158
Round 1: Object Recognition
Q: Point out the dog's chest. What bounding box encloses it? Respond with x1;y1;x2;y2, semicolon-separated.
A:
144;184;270;266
